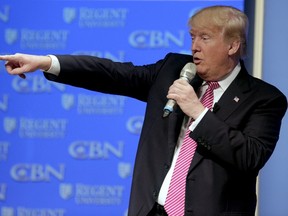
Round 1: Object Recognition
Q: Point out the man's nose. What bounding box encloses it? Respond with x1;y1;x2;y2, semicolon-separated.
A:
191;39;200;53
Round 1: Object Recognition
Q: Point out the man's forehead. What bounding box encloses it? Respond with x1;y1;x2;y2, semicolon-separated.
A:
190;26;218;35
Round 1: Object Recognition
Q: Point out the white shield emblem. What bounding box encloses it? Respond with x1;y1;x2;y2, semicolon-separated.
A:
5;28;17;45
1;207;14;216
59;183;73;200
3;117;16;134
62;94;74;110
63;8;76;24
118;162;131;179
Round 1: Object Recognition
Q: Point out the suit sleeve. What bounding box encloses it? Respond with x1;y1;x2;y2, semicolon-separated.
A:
190;85;287;173
43;55;163;102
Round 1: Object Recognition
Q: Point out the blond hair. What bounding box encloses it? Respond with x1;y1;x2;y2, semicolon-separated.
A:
189;5;249;58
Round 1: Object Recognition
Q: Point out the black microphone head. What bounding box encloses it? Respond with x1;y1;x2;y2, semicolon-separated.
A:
180;62;197;82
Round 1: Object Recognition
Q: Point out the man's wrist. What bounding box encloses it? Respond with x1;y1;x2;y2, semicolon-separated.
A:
41;55;61;76
40;55;52;71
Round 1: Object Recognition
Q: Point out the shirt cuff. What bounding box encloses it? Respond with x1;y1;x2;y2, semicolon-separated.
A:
43;55;60;76
189;108;209;131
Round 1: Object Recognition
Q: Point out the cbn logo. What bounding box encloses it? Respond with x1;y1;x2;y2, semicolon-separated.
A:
12;75;65;93
0;5;9;22
129;30;185;48
72;50;125;62
10;163;65;182
69;140;124;159
5;29;17;45
63;7;77;24
126;116;143;134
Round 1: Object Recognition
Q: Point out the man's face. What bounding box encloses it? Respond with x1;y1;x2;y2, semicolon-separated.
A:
190;26;234;81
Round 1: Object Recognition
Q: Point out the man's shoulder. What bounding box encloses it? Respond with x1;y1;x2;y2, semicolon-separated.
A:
164;52;193;61
160;53;193;68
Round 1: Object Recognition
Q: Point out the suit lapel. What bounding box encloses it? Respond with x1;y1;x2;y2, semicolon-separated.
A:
167;110;185;162
213;65;251;120
188;64;252;172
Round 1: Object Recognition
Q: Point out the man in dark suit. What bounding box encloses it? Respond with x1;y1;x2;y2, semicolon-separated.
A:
1;5;287;216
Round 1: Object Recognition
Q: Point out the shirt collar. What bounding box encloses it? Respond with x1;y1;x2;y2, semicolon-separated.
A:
202;62;241;91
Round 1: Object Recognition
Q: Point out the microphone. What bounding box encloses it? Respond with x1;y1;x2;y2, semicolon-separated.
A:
163;62;197;118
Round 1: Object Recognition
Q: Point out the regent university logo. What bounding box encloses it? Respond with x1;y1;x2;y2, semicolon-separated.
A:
59;183;73;200
63;7;77;24
5;28;18;45
3;117;17;134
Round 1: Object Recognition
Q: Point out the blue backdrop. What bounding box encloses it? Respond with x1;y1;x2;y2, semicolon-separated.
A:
258;0;288;215
8;1;288;216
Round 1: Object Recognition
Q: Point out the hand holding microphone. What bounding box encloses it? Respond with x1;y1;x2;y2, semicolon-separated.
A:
163;63;197;117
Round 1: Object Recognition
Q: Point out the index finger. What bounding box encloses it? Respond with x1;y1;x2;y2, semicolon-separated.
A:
176;78;190;85
0;55;13;61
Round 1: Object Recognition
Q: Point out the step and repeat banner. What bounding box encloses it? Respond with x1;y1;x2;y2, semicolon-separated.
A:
0;1;243;216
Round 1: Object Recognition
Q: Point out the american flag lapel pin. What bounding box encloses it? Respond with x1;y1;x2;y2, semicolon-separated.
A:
233;96;240;103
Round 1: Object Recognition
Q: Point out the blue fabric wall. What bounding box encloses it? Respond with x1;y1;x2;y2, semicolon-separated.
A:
259;0;288;215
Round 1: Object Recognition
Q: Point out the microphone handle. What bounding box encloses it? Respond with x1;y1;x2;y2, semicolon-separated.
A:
163;99;176;117
162;76;189;118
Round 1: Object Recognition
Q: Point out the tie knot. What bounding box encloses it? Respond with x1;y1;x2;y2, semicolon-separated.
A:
207;81;220;90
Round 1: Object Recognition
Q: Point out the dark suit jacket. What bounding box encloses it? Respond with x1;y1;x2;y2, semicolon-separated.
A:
44;53;287;216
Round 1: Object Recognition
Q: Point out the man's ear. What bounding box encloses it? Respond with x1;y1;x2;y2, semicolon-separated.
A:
228;40;240;56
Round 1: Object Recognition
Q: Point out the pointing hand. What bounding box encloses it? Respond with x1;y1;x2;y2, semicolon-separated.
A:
0;53;51;79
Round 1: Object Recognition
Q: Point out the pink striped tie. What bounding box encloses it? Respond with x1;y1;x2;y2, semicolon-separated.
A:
164;81;219;216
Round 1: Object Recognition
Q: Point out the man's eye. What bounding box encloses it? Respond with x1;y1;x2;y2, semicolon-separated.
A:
201;34;211;40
